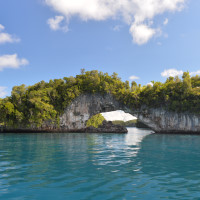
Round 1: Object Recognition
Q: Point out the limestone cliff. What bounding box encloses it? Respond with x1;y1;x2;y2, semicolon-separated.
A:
136;107;200;133
2;93;200;133
60;93;200;133
59;93;125;130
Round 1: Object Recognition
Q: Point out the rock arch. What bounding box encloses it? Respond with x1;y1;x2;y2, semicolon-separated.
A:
60;93;127;130
60;93;200;133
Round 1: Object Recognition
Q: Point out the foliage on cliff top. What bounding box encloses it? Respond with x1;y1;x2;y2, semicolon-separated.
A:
86;114;105;128
0;70;200;128
139;72;200;112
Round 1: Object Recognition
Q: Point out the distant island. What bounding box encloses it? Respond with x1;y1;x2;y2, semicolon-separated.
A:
0;70;200;133
112;120;150;128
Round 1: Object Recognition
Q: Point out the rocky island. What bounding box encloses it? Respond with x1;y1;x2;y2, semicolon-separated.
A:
0;70;200;134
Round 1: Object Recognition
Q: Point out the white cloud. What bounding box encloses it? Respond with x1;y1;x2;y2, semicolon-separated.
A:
47;16;68;32
0;33;20;44
0;54;29;71
0;24;20;44
163;18;169;25
130;24;156;45
147;82;154;86
101;110;137;121
45;0;186;44
0;24;5;31
129;75;140;80
190;70;200;76
161;69;200;78
112;25;122;32
161;69;183;77
0;86;7;98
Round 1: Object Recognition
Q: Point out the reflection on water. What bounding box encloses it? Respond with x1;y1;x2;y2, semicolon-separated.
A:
0;129;200;199
125;128;153;146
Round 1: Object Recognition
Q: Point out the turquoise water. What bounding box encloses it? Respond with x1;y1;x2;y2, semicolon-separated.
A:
1;128;200;200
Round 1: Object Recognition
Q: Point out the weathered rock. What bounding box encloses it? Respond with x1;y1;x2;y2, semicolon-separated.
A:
59;94;200;134
60;93;125;130
137;107;200;133
2;93;200;133
84;121;128;133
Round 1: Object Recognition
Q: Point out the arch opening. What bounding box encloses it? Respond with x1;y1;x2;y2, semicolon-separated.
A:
100;110;151;129
60;93;153;131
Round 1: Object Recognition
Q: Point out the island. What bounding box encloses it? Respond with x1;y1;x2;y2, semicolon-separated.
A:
0;70;200;133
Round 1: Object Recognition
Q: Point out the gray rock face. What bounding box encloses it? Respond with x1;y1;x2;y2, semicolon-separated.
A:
136;107;200;133
60;93;125;130
60;93;200;133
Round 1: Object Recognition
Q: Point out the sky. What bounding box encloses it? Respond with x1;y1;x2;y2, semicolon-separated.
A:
101;110;136;122
0;0;200;98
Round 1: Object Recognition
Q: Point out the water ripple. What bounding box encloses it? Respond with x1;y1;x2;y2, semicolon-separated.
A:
1;129;200;199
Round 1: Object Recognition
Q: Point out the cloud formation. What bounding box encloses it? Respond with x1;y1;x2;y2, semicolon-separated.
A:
45;0;186;44
190;70;200;76
0;54;29;71
161;69;200;78
0;24;4;31
47;16;68;32
112;25;122;32
129;75;140;80
0;86;7;98
130;24;157;45
0;24;20;44
147;82;154;86
163;18;169;25
161;69;183;77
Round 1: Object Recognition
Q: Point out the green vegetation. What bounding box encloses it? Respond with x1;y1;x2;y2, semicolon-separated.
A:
0;70;200;128
112;120;137;127
112;120;149;128
139;72;200;112
86;114;105;128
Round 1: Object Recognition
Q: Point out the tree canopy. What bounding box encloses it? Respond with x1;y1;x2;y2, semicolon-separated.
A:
86;114;105;128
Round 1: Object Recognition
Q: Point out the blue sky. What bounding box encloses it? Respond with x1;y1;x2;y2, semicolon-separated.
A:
0;0;200;97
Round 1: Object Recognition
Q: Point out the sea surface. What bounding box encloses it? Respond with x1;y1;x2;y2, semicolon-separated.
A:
1;128;200;200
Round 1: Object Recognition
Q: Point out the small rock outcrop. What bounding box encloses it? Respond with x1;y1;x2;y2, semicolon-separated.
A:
84;121;128;133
